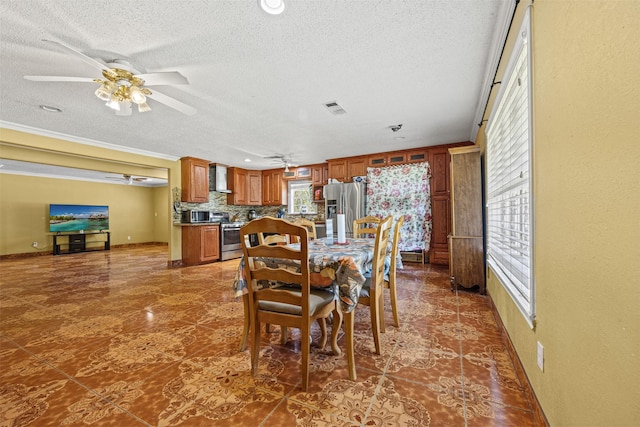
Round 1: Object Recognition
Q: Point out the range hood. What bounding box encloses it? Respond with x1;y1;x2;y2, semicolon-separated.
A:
209;164;231;193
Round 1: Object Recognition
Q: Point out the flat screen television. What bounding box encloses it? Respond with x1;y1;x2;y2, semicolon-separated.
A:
49;204;109;233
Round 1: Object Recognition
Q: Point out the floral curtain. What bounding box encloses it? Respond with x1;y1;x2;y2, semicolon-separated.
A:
366;162;432;252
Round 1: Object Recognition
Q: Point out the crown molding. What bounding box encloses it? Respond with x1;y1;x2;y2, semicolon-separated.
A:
0;120;179;162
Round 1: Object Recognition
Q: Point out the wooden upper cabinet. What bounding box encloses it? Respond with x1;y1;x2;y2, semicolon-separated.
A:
311;163;328;185
262;169;286;206
328;160;347;182
367;152;411;167
228;168;262;205
348;157;367;179
406;149;428;164
247;170;262;205
181;157;210;203
226;167;247;205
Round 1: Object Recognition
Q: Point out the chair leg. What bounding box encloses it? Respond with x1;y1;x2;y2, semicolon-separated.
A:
370;296;382;354
379;289;386;334
301;326;310;391
250;318;261;377
330;306;343;356
344;310;356;381
240;295;249;352
317;318;328;349
389;279;399;328
280;326;288;345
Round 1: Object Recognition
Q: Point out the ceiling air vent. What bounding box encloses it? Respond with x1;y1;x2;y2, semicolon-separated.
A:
323;101;347;115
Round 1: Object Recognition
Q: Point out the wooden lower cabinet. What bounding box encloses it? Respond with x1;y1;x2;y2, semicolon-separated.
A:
449;236;484;293
182;225;220;265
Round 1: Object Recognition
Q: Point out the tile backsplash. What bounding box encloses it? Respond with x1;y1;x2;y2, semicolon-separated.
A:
177;191;325;223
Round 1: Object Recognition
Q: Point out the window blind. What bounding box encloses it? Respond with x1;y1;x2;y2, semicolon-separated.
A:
486;8;534;323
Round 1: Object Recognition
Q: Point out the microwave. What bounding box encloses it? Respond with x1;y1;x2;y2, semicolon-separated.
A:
181;210;214;223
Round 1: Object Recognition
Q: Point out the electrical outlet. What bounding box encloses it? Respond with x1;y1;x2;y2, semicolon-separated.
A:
537;341;544;371
32;241;38;248
127;236;131;240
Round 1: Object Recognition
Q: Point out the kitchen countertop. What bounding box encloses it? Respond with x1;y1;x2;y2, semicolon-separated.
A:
174;222;221;227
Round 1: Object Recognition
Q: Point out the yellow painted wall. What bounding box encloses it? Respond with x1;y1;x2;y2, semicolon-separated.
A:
0;128;182;261
0;173;166;255
476;1;640;425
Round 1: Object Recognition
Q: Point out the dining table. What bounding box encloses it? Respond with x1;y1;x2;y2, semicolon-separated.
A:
233;236;379;381
233;237;378;313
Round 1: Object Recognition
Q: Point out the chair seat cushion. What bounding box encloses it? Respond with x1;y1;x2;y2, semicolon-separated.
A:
259;288;335;316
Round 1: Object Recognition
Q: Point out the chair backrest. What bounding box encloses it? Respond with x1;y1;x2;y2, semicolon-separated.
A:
291;218;317;242
353;215;382;238
258;233;290;245
241;217;310;313
389;216;405;278
370;216;393;291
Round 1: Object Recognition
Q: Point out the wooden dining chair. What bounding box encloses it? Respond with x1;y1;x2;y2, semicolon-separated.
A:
353;215;393;355
240;217;341;391
290;218;317;242
353;215;382;238
382;215;404;332
258;233;290;245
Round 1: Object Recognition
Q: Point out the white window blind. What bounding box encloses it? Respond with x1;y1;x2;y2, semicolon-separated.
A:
486;8;534;324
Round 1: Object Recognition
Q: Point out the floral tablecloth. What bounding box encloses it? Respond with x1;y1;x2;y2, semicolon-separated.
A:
233;237;377;313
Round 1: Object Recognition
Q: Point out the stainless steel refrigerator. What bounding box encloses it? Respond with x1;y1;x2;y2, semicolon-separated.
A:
323;182;366;237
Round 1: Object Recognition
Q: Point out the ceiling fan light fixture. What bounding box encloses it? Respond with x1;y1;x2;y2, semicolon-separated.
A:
137;101;151;113
259;0;285;15
105;98;120;110
94;83;113;101
129;86;146;104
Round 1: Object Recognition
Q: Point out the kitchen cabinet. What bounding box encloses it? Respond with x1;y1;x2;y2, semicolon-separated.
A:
262;168;286;206
328;159;347;182
406;149;428;163
428;147;452;265
282;167;311;180
247;170;262;205
328;157;366;182
448;146;484;293
311;164;328;185
227;167;261;205
182;225;220;265
227;167;247;205
181;157;210;203
367;152;408;167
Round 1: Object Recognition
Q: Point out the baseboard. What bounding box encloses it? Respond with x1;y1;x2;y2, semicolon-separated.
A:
486;289;550;427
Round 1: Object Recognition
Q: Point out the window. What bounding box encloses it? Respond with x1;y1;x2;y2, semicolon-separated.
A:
288;181;316;214
485;8;534;325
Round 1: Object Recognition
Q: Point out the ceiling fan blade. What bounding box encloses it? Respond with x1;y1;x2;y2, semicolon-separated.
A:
146;90;196;116
24;75;95;82
42;39;110;73
135;72;189;86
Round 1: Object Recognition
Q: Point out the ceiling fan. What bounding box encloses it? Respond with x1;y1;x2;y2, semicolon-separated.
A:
264;154;298;172
24;39;196;116
106;174;148;185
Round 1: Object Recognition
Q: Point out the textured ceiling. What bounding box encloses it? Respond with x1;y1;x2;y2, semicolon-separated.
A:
0;0;510;178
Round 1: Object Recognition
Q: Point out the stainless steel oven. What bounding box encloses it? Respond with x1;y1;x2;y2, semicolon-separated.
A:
220;222;243;260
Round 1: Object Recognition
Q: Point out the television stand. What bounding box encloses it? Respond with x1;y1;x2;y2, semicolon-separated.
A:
53;232;110;255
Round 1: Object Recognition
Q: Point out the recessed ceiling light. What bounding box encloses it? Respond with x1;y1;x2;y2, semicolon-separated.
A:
244;158;252;162
259;0;285;15
40;105;62;113
394;136;405;140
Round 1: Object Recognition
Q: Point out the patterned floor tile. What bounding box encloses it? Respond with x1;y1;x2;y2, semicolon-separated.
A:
0;245;544;426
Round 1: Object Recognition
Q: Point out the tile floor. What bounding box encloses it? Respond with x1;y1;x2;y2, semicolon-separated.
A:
1;245;544;426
